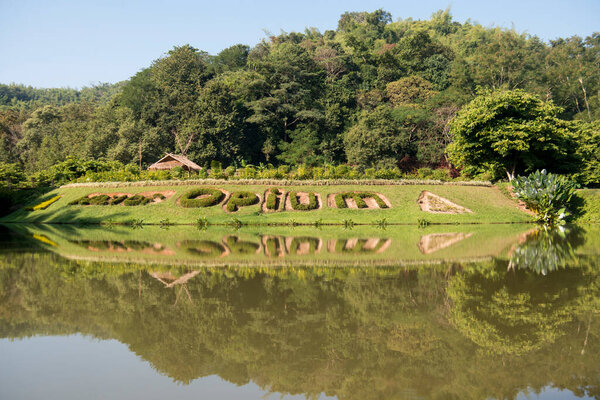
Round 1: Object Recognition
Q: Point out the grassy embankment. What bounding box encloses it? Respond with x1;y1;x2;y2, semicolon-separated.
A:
1;180;534;225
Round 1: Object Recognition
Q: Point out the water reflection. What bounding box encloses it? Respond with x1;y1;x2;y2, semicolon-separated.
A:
509;226;586;274
0;225;599;399
7;223;544;266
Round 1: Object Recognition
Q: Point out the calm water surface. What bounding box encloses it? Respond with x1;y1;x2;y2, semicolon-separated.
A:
0;224;598;399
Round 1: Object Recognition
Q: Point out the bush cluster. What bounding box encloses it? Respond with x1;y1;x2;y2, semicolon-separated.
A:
123;194;152;206
265;188;281;210
288;191;318;211
26;195;62;211
226;191;259;212
334;192;388;209
179;188;224;208
512;169;577;224
69;193;156;206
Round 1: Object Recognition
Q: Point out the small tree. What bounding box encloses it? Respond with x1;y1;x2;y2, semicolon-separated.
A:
447;89;576;180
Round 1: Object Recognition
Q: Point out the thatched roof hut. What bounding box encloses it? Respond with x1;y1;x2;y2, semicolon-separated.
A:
148;153;202;172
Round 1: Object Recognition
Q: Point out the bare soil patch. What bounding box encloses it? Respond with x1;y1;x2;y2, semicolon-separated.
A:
417;191;472;214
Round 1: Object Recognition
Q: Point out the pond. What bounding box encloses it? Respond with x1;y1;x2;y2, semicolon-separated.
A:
0;223;599;400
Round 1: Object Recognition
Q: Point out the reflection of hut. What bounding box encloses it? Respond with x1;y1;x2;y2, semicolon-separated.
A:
148;153;202;172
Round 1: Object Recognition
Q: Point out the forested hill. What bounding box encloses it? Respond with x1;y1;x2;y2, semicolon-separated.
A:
1;9;599;175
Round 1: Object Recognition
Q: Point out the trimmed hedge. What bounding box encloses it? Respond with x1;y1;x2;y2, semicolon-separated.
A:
27;195;62;211
123;194;151;206
226;191;259;212
110;195;128;205
289;191;318;210
180;188;224;208
153;193;166;200
265;188;281;210
89;194;111;205
334;192;388;209
69;195;90;205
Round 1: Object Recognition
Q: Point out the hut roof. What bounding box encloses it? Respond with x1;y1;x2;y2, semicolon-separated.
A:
148;153;203;171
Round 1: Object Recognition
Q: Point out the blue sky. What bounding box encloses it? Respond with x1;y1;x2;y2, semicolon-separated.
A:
1;0;598;88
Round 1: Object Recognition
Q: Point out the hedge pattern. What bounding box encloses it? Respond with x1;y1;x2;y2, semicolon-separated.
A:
27;195;62;211
334;192;388;209
289;191;318;210
265;188;281;210
226;191;259;212
123;194;151;206
180;188;224;208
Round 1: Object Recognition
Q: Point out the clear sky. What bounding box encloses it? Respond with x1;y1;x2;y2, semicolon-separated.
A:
1;0;598;88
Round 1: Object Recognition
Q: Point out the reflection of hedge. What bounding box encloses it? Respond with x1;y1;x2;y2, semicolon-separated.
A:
123;195;151;206
334;192;388;209
180;188;224;208
289;237;320;254
266;188;281;210
335;238;386;253
180;240;226;257
289;191;318;210
225;236;260;254
226;191;259;212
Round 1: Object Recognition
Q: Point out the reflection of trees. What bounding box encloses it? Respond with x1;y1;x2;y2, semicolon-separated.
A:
0;253;599;400
508;226;585;275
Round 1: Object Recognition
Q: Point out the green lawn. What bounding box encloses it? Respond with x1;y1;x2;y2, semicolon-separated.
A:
2;182;532;225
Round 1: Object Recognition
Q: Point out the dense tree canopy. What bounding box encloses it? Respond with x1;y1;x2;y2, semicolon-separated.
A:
0;9;599;182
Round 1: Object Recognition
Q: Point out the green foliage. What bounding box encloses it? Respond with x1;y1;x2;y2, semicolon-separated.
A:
447;90;577;180
334;192;388;209
512;169;578;224
123;195;152;206
26;195;62;211
0;162;26;186
288;191;318;210
225;191;259;212
179;188;224;208
265;188;281;210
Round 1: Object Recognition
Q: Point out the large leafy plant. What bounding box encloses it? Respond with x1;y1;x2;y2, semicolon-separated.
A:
512;169;577;224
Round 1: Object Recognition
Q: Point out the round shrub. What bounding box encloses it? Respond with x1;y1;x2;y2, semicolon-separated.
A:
226;191;259;212
180;188;224;208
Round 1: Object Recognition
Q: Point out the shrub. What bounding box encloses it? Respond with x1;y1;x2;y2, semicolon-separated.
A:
265;188;281;210
123;194;151;206
180;188;224;208
153;193;166;200
289;191;318;210
226;191;259;212
110;195;128;205
334;192;388;209
69;195;90;205
27;195;62;211
512;169;577;224
88;195;111;205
